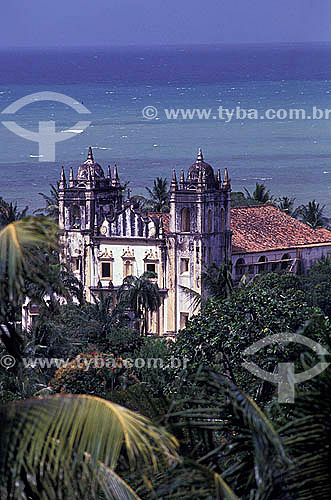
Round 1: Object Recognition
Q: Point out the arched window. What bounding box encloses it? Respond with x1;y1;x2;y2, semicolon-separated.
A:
181;207;191;232
281;253;291;270
271;262;279;272
71;205;81;228
220;208;225;232
258;256;267;273
124;260;133;278
235;258;245;277
207;209;212;233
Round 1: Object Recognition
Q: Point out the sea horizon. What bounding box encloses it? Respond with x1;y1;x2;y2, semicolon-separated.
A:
0;43;330;214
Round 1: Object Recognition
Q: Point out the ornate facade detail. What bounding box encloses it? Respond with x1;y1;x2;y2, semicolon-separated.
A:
121;247;135;259
99;249;114;260
144;249;159;261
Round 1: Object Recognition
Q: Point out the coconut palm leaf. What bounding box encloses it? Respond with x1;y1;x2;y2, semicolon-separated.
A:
0;216;58;298
202;262;233;300
294;200;330;229
0;196;28;228
138;460;239;500
0;394;179;499
164;369;291;499
34;183;60;221
277;196;296;216
179;285;203;314
278;366;331;500
117;272;161;334
132;177;169;214
244;183;273;204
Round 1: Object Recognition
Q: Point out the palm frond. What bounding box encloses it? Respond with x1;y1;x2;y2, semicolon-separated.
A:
0;394;179;499
0;216;58;298
179;285;203;314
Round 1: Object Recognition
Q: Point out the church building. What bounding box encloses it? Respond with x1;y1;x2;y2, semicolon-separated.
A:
50;146;331;336
58;147;232;335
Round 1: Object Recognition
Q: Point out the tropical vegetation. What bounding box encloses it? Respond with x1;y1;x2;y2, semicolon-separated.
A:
0;183;331;499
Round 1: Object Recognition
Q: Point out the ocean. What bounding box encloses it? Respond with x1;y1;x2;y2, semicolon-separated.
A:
0;43;330;214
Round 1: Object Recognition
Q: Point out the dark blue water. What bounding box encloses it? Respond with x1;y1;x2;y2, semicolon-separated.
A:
0;43;330;213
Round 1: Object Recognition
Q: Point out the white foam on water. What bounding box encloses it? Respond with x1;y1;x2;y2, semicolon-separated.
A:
61;129;84;134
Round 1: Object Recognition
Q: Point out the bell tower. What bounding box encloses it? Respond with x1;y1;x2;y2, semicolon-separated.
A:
58;147;123;299
166;148;232;332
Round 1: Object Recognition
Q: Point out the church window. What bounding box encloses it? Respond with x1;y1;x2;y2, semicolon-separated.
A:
124;260;134;278
181;207;191;232
258;256;267;273
235;258;245;277
180;258;189;274
220;208;225;232
207;209;212;233
71;205;81;229
72;257;81;272
101;262;112;279
146;263;156;273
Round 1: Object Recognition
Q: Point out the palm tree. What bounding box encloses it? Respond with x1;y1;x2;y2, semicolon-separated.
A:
133;177;169;213
244;183;273;204
0;197;28;228
0;216;58;360
277;196;296;215
139;369;289;499
117;272;161;335
34;183;59;221
25;259;85;311
0;394;179;499
202;262;234;300
294;200;330;229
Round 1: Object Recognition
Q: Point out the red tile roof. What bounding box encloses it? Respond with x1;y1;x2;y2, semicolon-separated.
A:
231;205;331;254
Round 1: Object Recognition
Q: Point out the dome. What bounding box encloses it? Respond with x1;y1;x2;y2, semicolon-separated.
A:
186;148;216;187
77;147;104;180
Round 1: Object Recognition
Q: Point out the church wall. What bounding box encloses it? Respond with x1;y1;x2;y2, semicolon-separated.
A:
96;240;163;288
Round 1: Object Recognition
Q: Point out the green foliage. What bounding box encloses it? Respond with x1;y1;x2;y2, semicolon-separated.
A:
231;191;257;207
0;197;28;228
0;394;179;499
172;272;330;402
132;177;169;213
302;256;331;318
50;352;139;397
110;383;169;420
202;261;233;300
294;199;330;229
137;369;290;500
244;183;274;204
0;215;59;361
117;272;161;335
130;337;173;396
34;182;59;221
277;195;296;215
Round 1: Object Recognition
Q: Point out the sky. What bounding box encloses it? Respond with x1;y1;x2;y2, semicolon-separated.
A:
1;0;330;47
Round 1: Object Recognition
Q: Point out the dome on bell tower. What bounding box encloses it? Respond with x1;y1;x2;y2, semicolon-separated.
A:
186;148;216;188
77;147;104;181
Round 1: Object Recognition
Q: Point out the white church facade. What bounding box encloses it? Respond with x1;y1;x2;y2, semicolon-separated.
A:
58;147;232;335
23;147;331;333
